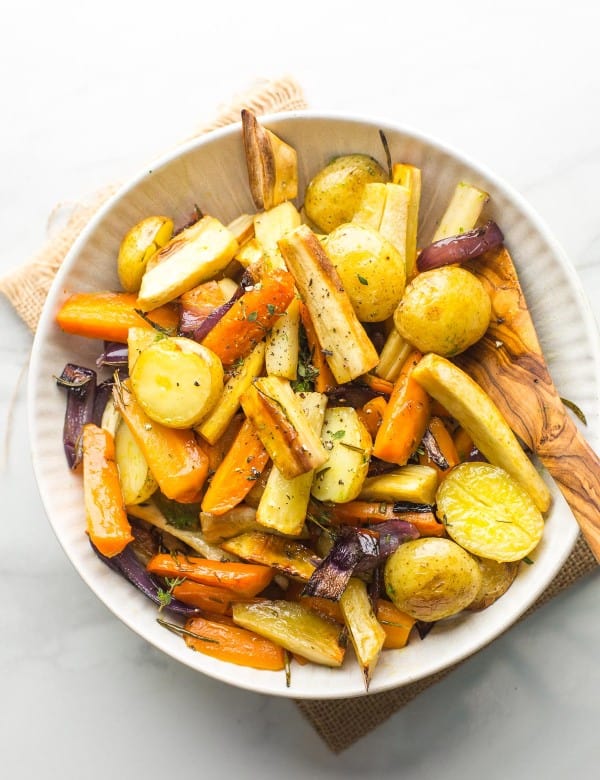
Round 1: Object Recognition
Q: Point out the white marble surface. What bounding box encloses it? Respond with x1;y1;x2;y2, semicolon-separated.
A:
2;1;600;776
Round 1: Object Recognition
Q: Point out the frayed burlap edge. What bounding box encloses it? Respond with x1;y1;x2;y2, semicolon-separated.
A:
4;74;598;754
296;534;597;753
0;75;307;332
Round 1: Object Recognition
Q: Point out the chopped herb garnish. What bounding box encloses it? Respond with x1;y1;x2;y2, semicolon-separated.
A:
357;274;369;286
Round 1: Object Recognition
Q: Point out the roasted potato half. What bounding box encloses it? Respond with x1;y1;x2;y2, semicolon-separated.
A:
304;154;387;233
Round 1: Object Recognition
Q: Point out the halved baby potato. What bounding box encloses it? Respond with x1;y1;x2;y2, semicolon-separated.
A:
436;462;545;562
117;216;174;293
130;336;223;428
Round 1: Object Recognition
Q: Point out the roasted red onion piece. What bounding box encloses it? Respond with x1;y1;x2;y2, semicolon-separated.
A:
90;540;200;617
417;220;504;272
302;527;379;601
421;428;450;471
363;519;420;560
56;363;97;468
96;341;128;368
182;293;240;340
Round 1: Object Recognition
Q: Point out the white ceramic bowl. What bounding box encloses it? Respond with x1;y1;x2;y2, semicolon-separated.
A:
29;111;600;699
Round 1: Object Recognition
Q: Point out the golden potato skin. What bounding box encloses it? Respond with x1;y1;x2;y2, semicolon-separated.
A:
324;223;406;321
467;557;519;611
304;154;387;234
394;266;491;356
384;537;482;621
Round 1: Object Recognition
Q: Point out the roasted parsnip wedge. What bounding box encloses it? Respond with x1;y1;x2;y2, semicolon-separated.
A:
232;600;346;667
411;353;551;512
431;181;489;243
311;406;372;503
278;225;379;383
200;505;264;543
265;297;301;381
196;341;265;445
136;216;239;311
359;465;439;505
374;327;412;382
221;531;320;580
242;109;298;210
241;375;328;479
256;391;327;536
353;182;410;270
392;163;421;279
340;578;386;690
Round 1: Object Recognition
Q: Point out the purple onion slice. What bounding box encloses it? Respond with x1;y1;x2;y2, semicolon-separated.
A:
96;341;128;368
417;220;504;272
56;363;97;468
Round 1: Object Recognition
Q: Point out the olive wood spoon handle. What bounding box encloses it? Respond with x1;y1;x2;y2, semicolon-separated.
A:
456;246;600;562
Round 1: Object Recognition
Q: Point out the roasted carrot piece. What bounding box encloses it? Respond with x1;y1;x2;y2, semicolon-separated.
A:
180;280;227;316
82;423;133;557
56;291;178;342
172;580;254;615
373;350;430;465
146;554;274;598
376;600;416;649
361;374;394;396
325;500;445;537
299;302;337;392
454;426;475;461
419;416;461;481
201;269;295;366
201;417;270;515
357;396;388;439
299;596;344;624
182;615;285;671
113;379;208;503
196;413;245;476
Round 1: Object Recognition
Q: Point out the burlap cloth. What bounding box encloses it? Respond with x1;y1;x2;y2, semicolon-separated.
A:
3;75;597;754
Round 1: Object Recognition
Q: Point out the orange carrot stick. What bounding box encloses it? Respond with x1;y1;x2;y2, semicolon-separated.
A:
201;417;270;515
201;269;295;366
182;615;285;671
146;554;274;598
372;350;430;465
361;374;394;396
325;500;445;537
356;396;388;439
453;426;475;461
56;291;178;342
419;415;460;480
299;302;337;392
376;600;416;649
172;580;254;615
113;379;208;503
82;423;133;557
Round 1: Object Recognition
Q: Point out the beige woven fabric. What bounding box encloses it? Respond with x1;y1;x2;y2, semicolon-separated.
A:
3;75;597;754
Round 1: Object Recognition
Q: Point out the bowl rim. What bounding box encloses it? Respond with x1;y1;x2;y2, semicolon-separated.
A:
28;109;600;698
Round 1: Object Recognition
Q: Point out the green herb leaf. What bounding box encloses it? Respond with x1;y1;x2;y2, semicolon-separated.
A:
357;274;369;286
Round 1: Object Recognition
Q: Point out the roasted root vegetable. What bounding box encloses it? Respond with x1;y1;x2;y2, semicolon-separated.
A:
55;292;178;343
130;337;224;428
431;181;489;243
265;297;301;380
359;465;439;505
179;614;286;671
146;554;274;598
221;531;320;581
303;153;387;233
200;505;265;543
241;375;328;479
201;418;270;515
385;537;482;621
324;222;405;322
279;225;379;383
340;577;386;689
136;216;239;311
82;423;133;557
201;268;296;366
232;600;346;667
417;220;504;273
114;418;158;505
56;363;97;468
311;406;372;504
242;109;298;210
391;163;421;280
373;350;430;466
394;266;492;358
256;391;327;536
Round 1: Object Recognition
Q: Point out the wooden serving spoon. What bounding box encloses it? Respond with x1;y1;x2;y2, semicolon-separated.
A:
455;246;600;562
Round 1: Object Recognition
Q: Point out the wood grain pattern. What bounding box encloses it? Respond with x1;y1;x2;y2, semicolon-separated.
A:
456;247;600;561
